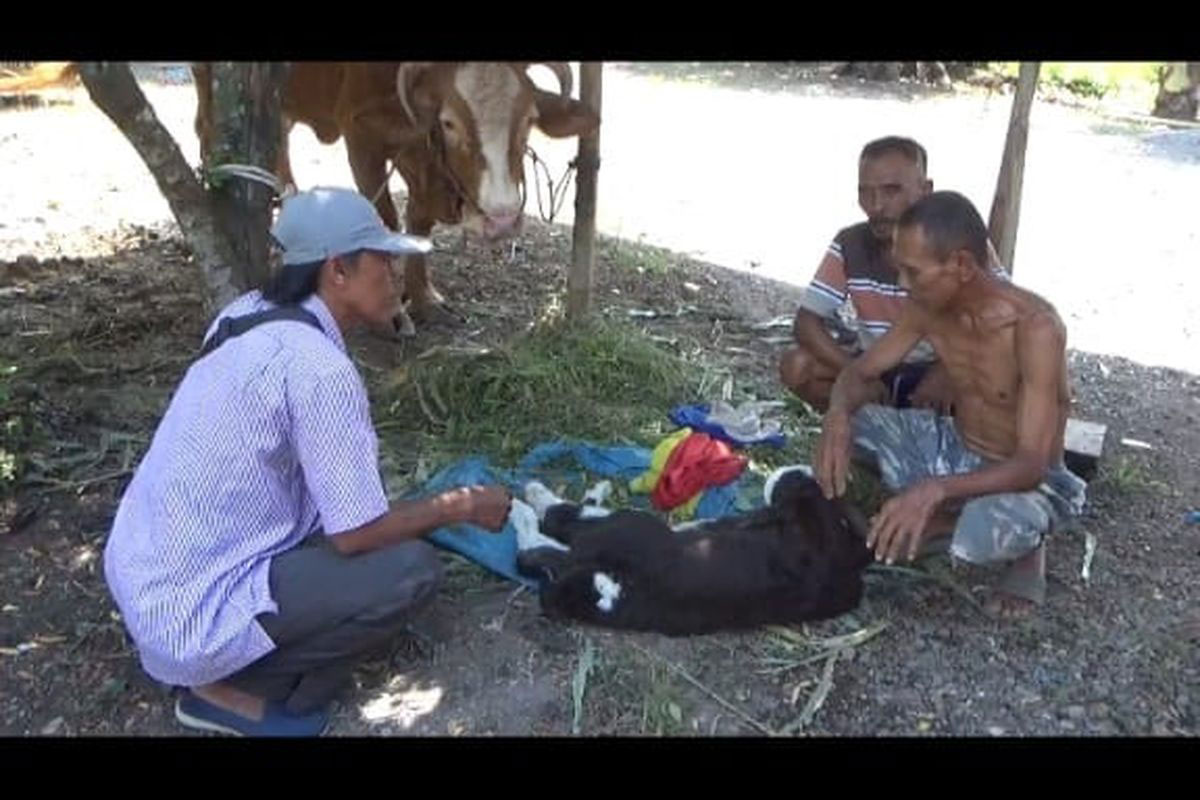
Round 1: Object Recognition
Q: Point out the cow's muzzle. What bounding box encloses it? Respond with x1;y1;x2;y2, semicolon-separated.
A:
482;211;522;240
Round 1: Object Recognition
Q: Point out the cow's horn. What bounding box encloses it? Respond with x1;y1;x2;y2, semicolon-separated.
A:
524;62;573;97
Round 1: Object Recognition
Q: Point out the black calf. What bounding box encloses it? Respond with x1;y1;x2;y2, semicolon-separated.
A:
517;471;873;636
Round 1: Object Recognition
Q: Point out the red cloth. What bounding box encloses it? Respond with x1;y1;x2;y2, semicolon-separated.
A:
650;432;748;511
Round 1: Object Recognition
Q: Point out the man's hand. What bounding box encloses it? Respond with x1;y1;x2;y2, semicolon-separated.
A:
445;485;512;532
815;409;854;499
867;480;946;564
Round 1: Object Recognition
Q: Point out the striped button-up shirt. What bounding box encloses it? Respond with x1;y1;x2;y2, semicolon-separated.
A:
104;291;390;687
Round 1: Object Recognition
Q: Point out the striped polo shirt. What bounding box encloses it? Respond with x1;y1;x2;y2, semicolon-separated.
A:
103;291;390;687
800;222;1007;363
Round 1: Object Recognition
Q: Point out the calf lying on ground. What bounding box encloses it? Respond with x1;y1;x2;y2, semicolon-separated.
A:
513;468;874;635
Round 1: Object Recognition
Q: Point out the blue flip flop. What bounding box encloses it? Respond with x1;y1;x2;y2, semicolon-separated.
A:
175;691;330;737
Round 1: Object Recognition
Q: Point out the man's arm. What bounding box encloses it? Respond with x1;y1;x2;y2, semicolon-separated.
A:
794;237;851;369
328;485;511;556
794;308;853;372
290;366;511;558
815;306;926;498
828;306;926;416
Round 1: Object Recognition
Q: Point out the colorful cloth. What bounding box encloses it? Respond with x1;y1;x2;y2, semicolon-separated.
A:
629;427;693;494
651;432;748;511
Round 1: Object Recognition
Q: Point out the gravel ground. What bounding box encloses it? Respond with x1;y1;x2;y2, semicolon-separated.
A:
0;63;1195;739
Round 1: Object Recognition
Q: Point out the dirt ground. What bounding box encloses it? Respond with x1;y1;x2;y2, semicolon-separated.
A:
1;64;1197;738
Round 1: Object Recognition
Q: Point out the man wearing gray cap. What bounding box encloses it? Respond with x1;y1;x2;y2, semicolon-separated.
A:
104;187;512;736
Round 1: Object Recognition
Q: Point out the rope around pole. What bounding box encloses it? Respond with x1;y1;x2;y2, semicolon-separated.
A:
204;163;288;197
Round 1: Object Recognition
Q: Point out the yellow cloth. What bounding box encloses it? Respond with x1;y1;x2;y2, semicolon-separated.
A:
629;427;692;493
629;427;702;519
673;492;702;520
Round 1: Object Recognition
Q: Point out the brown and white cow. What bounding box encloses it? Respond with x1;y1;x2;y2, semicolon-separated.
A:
193;62;600;330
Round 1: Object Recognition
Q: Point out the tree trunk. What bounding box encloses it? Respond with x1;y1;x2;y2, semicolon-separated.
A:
204;62;289;291
1153;62;1199;121
79;62;289;310
988;62;1040;275
568;62;602;322
78;62;240;309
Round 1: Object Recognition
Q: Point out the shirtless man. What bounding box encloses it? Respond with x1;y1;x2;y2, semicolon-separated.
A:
814;191;1087;619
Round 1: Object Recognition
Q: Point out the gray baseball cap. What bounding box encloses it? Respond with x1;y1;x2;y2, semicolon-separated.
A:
271;186;432;266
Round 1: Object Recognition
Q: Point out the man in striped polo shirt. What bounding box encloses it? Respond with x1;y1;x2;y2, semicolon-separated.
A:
780;136;1002;412
104;187;512;736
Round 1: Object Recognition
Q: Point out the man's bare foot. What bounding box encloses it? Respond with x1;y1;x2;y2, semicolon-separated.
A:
190;681;266;722
982;544;1046;621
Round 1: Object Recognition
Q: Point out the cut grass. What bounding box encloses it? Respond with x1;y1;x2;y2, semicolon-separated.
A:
368;311;877;512
372;316;718;480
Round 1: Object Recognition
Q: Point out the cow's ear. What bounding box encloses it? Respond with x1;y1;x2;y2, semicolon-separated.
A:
533;90;600;139
396;62;440;126
407;78;440;125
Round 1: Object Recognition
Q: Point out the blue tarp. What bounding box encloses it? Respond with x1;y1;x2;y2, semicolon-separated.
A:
408;439;767;586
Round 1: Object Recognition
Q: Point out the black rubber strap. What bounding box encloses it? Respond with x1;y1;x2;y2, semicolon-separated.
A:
198;306;324;359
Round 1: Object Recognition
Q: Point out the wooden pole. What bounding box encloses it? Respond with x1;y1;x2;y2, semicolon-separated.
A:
987;61;1039;275
568;62;602;322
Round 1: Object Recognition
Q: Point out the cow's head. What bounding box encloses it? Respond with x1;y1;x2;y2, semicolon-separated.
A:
395;62;600;239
